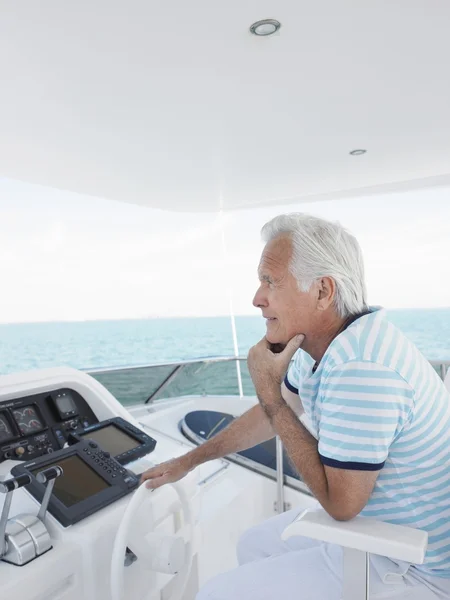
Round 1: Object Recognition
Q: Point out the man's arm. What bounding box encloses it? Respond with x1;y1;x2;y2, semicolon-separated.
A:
182;404;274;469
247;336;381;521
141;378;304;488
263;399;378;521
141;403;275;488
181;380;303;470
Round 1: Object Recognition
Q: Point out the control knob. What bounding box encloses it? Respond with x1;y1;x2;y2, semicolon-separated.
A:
14;447;26;458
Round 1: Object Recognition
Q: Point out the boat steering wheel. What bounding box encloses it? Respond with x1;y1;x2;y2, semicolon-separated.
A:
110;481;194;600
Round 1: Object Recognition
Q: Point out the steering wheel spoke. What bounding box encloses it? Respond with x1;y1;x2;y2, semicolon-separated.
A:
110;482;194;600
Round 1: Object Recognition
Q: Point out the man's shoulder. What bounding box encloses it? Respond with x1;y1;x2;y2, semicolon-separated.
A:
329;308;405;365
322;308;433;395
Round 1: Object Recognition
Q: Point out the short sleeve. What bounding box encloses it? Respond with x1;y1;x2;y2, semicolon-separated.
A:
317;361;414;471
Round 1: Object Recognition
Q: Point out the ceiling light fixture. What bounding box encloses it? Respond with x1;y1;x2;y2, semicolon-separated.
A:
350;149;367;156
250;19;281;36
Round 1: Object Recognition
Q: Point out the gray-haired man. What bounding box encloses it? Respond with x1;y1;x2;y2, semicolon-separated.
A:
142;214;450;600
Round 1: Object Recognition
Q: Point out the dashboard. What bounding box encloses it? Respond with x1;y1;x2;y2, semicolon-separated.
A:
11;438;142;526
0;388;98;464
1;385;158;526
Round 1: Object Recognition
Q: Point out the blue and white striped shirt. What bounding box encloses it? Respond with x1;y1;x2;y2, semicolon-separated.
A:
285;307;450;575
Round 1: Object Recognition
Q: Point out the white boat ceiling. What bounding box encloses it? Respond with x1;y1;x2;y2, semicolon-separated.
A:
0;1;449;212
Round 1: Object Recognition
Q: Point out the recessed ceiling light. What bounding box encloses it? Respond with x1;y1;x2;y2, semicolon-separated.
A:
350;149;367;156
250;19;281;36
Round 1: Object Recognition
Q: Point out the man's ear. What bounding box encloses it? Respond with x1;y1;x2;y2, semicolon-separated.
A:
317;277;335;310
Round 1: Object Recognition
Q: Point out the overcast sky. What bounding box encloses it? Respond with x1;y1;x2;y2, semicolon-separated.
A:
0;177;449;323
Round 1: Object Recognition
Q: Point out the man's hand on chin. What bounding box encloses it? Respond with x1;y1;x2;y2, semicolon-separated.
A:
247;334;305;407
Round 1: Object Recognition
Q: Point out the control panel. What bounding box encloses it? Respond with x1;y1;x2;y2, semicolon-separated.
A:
11;439;140;527
0;388;98;464
74;417;157;465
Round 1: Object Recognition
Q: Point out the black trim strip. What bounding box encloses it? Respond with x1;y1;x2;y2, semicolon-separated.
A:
283;375;298;395
319;454;385;471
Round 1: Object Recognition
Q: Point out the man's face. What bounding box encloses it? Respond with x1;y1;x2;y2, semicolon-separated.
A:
253;235;316;345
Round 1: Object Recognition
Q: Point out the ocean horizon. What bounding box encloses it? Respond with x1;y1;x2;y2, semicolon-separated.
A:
3;306;450;326
1;308;450;377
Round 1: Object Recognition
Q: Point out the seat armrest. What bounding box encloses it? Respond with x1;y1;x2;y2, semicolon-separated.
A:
282;509;428;564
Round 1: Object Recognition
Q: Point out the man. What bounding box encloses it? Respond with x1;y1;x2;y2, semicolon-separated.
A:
141;213;450;599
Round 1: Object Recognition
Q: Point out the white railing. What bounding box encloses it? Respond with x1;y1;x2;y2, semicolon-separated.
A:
87;356;450;404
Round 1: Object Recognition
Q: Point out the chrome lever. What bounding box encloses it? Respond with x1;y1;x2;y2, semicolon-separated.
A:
36;466;63;522
0;475;32;562
5;467;63;563
0;485;13;559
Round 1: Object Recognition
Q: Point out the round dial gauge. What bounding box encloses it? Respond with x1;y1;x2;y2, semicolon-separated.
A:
12;406;44;435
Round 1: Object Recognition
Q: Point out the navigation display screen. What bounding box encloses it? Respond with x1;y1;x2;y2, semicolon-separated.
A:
81;425;140;456
32;455;109;507
12;406;45;435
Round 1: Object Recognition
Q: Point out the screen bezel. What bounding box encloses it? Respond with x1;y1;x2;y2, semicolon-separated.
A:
79;417;156;465
79;423;140;456
30;454;110;508
12;444;136;527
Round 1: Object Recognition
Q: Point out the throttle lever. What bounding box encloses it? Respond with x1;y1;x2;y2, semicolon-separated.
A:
36;466;63;522
0;474;32;560
0;474;32;494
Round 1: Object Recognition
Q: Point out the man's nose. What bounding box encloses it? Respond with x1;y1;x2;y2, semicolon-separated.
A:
252;285;267;308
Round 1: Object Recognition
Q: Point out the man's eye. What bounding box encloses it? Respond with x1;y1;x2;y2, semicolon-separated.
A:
261;277;274;287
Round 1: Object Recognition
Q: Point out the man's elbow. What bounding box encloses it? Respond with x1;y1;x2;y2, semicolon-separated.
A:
326;504;363;522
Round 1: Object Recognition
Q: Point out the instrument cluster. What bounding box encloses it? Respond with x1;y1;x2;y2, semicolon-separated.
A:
0;389;98;463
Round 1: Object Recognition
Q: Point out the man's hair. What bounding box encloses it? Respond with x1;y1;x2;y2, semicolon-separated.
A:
261;213;367;318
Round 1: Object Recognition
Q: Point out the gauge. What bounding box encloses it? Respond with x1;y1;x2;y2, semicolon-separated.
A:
12;406;45;435
0;413;14;443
